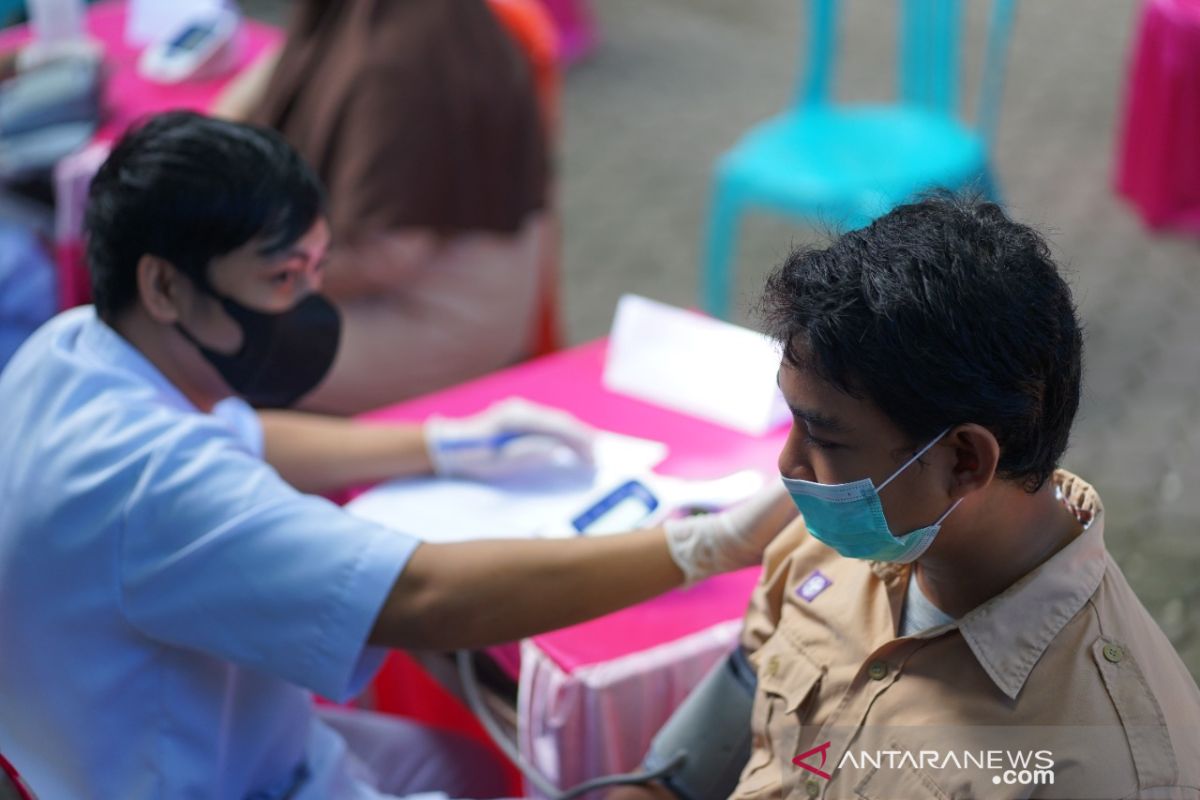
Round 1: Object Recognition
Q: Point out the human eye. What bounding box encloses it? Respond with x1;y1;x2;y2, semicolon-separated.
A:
800;424;843;450
268;270;294;287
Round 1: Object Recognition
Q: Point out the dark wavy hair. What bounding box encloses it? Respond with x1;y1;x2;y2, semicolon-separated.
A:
86;111;325;320
759;195;1083;492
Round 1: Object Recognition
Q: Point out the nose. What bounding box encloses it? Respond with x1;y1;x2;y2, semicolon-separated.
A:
778;423;816;480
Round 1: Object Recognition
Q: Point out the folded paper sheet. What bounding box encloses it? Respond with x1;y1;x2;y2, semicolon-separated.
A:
603;294;789;435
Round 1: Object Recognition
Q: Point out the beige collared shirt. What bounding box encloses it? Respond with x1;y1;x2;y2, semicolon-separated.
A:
734;471;1200;800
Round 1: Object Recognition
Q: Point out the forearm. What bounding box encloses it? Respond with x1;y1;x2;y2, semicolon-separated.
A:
370;529;685;650
209;46;281;121
260;410;432;494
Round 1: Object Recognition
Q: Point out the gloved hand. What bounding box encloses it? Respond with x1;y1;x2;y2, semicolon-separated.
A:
664;483;798;584
424;398;597;481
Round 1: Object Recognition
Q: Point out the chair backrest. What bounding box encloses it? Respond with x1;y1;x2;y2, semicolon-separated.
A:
796;0;1017;146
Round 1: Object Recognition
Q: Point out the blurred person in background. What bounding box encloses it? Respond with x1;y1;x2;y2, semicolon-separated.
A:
214;0;551;415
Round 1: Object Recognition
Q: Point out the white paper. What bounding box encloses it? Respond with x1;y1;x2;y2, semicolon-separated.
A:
126;0;225;46
345;432;669;543
602;294;789;435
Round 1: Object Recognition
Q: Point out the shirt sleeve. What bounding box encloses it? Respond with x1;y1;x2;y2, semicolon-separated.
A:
210;397;264;458
117;416;421;701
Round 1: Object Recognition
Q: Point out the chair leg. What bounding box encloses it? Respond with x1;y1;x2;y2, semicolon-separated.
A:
701;180;743;319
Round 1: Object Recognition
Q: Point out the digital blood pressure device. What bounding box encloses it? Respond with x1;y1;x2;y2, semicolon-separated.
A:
137;8;240;85
553;469;764;538
570;478;660;534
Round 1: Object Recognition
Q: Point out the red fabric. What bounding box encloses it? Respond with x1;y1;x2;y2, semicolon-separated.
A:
0;752;36;800
54;240;89;310
370;653;524;796
1115;0;1200;232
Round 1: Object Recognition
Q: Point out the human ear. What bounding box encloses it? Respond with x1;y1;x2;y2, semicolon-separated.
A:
136;255;186;324
946;424;1000;497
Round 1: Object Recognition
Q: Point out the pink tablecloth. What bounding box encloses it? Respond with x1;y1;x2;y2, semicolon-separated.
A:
364;339;789;792
1115;0;1200;232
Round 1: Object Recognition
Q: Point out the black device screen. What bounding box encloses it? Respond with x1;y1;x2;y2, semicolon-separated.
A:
168;22;215;53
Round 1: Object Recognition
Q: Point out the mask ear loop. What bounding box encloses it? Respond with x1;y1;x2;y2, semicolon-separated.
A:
933;496;964;525
876;428;952;493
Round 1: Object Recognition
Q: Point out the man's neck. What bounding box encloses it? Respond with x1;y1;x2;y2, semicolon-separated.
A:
109;310;223;413
914;479;1083;619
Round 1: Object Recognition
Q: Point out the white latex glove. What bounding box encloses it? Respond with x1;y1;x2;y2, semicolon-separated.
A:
424;398;597;481
664;483;798;584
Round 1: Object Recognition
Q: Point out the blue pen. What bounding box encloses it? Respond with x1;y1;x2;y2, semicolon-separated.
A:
433;431;529;452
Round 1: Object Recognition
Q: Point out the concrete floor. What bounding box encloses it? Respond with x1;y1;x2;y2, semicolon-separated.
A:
244;1;1200;678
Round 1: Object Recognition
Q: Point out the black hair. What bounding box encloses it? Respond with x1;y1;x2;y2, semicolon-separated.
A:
759;194;1083;492
85;110;325;320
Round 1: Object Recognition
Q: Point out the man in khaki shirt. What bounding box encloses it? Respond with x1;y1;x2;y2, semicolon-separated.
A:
736;470;1199;799
622;197;1200;800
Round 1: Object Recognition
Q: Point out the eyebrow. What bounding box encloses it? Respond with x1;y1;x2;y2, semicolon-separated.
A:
788;404;852;434
776;371;853;434
257;247;317;268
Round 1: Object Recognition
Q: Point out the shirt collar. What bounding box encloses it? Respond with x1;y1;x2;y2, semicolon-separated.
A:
76;308;198;413
952;470;1108;700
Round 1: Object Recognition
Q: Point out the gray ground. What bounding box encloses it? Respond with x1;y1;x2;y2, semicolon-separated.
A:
244;1;1200;677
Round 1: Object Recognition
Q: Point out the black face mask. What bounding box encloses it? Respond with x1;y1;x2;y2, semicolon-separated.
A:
176;291;341;409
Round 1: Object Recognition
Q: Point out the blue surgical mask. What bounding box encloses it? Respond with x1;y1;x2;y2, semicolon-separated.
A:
780;430;962;563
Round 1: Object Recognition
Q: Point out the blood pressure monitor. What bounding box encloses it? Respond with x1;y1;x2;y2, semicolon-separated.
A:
137;8;240;85
557;469;765;538
570;479;660;535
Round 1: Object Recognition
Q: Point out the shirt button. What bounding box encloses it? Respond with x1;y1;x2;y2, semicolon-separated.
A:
1103;644;1125;663
867;660;889;681
765;655;781;677
805;777;822;797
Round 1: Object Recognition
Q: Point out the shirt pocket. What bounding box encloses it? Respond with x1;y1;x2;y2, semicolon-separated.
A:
735;633;824;800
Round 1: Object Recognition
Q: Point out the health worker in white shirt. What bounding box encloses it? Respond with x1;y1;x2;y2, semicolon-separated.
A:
0;112;795;800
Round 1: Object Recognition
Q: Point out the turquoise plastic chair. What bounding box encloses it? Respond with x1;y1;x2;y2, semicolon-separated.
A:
701;0;1017;318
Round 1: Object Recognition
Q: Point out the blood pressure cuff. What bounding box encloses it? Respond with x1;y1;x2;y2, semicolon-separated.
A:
641;646;758;800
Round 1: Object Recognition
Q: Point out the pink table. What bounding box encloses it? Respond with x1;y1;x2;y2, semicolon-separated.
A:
1115;0;1200;233
0;1;283;309
363;339;789;790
